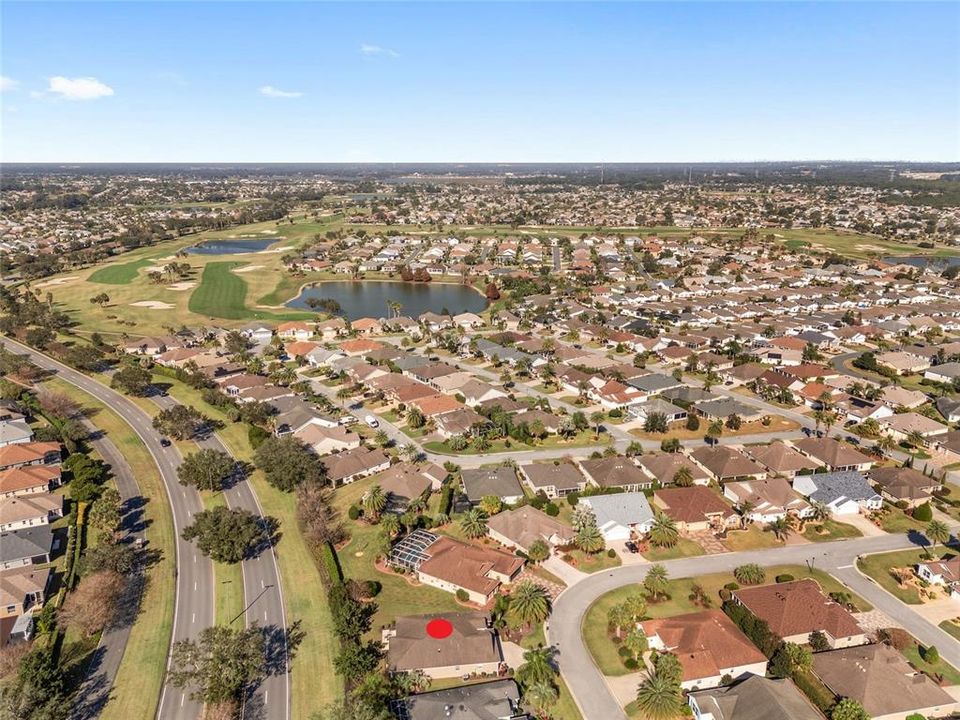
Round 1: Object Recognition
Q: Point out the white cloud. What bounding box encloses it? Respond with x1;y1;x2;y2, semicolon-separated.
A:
42;76;114;100
259;85;303;98
0;76;19;92
360;43;399;58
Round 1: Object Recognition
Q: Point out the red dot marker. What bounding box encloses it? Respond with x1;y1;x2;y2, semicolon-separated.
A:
426;618;453;639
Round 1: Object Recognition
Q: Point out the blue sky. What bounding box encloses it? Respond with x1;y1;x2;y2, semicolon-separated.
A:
2;1;958;162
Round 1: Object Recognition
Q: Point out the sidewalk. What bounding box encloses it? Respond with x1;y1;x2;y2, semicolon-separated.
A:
543;554;589;586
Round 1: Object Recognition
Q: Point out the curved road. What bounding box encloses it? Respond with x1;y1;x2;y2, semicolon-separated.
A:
0;337;211;720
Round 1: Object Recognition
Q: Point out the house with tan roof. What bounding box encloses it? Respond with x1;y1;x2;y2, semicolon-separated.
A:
293;424;361;456
792;437;874;472
868;466;940;508
744;441;821;478
688;675;821;720
691;446;767;483
577;456;654;492
277;321;314;341
411;535;524;605
518;461;587;499
383;611;502;679
486;506;574;554
321;447;390;487
812;643;956;720
723;477;812;524
0;465;62;499
640;610;768;690
351;317;383;335
876;350;931;376
652;486;739;533
407;394;464;418
373;461;446;513
637;454;711;486
0;566;50;646
881;412;949;445
732;579;866;648
0;442;60;473
0;493;63;532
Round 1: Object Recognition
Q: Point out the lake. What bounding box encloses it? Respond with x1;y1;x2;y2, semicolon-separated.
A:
287;281;488;320
883;255;960;269
187;237;279;255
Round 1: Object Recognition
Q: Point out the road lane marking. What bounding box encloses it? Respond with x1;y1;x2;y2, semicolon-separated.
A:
181;694;185;707
836;564;853;569
192;613;196;623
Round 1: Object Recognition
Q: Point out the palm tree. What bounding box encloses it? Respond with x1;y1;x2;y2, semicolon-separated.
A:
524;680;558;717
734;563;766;585
623;592;647;623
575;522;605;554
449;434;469;451
589;411;606;439
644;564;669;601
648;513;679;548
635;669;683;720
809;500;829;524
927;519;950;552
707;420;723;444
672;466;693;487
571;506;597;533
624;627;648;658
374;429;389;447
906;430;927;449
515;645;556;688
607;603;631;640
460;509;488;539
363;485;387;522
380;513;400;539
769;516;793;542
508;581;551;628
527;539;550;564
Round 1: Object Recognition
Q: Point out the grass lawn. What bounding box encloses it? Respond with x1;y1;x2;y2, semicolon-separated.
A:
901;636;960;685
857;548;934;604
802;518;863;543
722;524;783;551
564;549;622;574
878;507;927;534
629;416;799;441
939;618;960;642
88;258;156;284
583;565;870;676
641;536;705;561
188;261;250;320
46;379;175;720
152;375;342;717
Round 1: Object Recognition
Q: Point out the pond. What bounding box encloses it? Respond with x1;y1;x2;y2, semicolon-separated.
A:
883;255;960;269
287;281;488;320
187;237;279;255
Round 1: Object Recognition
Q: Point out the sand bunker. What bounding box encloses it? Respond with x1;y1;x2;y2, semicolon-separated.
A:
145;265;168;274
261;245;293;254
233;265;264;274
36;276;78;287
166;282;197;291
130;300;175;310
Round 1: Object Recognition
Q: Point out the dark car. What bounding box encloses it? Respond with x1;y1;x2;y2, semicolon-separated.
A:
625;541;639;554
159;438;171;448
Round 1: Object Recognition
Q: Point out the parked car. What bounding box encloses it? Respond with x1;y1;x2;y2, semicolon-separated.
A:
365;415;379;428
625;541;639;554
339;416;358;426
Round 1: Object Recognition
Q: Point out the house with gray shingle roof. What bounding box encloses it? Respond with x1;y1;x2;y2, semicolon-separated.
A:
792;471;881;515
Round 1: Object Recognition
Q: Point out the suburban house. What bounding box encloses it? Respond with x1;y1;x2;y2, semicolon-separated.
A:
916;555;960;599
629;397;687;424
876;351;931;376
812;643;956;720
276;321;314;341
0;465;62;499
460;466;524;506
391;679;526;720
691;447;767;483
792;471;882;515
732;579;866;648
383;611;503;679
578;456;655;492
486;506;574;554
881;412;949;445
517;461;587;499
293;424;361;456
320;447;391;487
0;413;32;448
653;487;739;533
792;438;874;472
868;466;940;508
637;454;711;487
0;566;51;647
688;675;822;720
580;492;655;542
723;478;812;524
925;362;960;384
640;610;768;690
0;493;63;532
0;442;61;472
374;461;447;513
0;525;54;570
744;441;821;478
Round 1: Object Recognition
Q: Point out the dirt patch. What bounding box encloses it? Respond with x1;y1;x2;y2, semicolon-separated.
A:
129;300;175;310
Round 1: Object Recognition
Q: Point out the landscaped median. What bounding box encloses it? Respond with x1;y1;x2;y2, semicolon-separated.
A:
45;378;176;720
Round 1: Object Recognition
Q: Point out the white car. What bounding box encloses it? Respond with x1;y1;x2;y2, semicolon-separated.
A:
364;415;379;428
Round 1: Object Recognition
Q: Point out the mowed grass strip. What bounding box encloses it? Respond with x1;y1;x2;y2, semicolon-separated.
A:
46;379;175;720
156;377;341;717
201;492;246;627
88;258;155;285
189;261;249;320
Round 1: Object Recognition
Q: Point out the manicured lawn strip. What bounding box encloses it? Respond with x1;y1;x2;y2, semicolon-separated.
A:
901;636;960;685
201;492;245;627
723;524;782;551
878;507;927;534
802;518;863;542
46;379;174;720
88;258;155;284
641;537;704;561
938;619;960;642
188;261;249;320
857;548;929;604
564;548;621;574
583;565;871;677
155;377;341;718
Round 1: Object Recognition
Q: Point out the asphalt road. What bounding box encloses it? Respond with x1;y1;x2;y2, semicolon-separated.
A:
72;412;147;719
0;337;211;720
150;393;289;720
550;530;960;720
